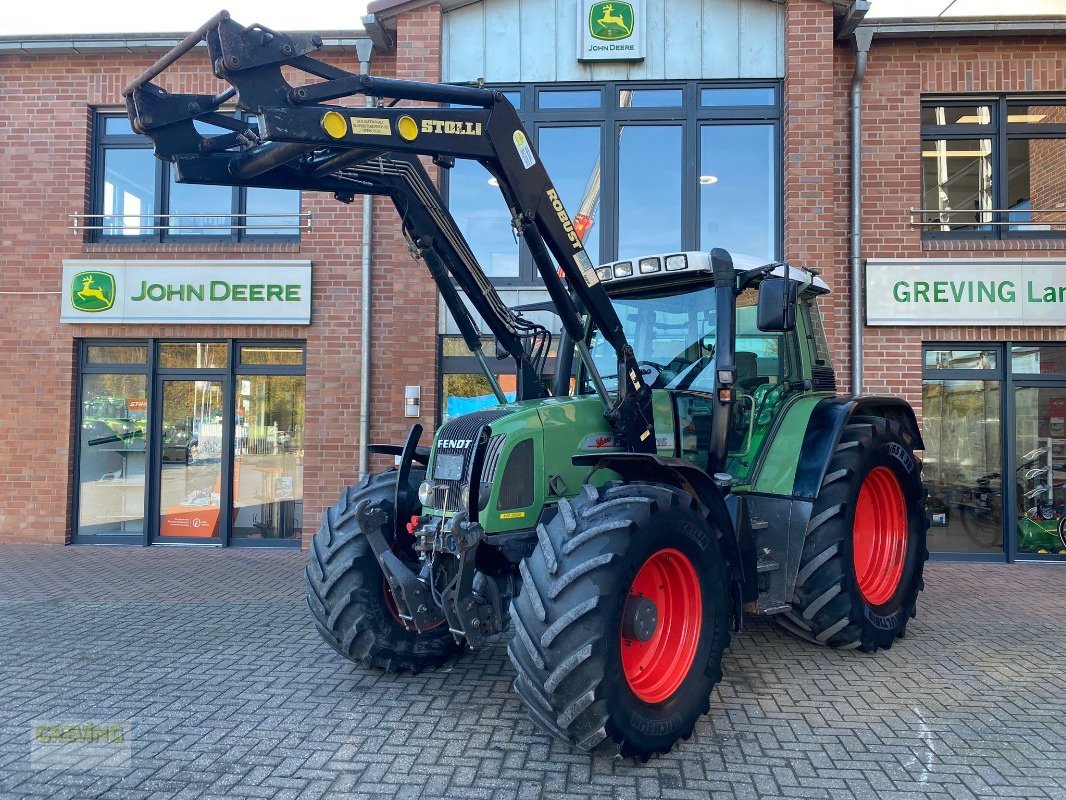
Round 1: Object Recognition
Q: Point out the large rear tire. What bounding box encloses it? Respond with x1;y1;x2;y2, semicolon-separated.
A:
305;470;462;673
509;482;731;760
778;416;929;651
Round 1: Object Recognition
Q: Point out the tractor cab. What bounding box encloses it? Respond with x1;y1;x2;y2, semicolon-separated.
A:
584;251;834;484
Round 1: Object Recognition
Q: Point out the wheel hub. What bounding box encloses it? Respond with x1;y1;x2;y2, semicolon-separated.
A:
620;548;702;704
621;594;658;642
852;466;909;606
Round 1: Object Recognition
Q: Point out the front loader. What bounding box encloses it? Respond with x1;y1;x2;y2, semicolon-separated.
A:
125;11;930;760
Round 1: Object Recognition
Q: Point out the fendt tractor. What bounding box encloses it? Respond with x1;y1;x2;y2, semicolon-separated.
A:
125;12;929;759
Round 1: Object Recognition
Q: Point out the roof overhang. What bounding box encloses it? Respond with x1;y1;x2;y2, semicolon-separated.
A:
0;31;367;56
858;15;1066;40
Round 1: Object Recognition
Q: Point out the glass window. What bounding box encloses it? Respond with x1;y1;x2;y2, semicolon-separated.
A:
1007;103;1066;124
539;126;602;264
700;124;776;259
921;379;1003;554
77;374;149;537
167;172;233;237
233;375;305;540
449;160;519;279
925;349;998;370
93;112;300;241
1006;138;1066;232
921;138;993;232
239;345;304;366
1014;386;1066;556
623;88;682;107
617;125;682;257
539;90;601;109
701;87;775;107
87;344;148;365
159;342;228;369
443;373;515;421
101;148;156;237
921;104;992;126
1012;345;1066;374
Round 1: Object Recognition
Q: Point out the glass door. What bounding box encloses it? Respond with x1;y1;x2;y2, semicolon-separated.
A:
1014;383;1066;557
153;378;227;542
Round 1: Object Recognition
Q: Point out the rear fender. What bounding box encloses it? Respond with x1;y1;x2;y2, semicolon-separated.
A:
792;396;924;500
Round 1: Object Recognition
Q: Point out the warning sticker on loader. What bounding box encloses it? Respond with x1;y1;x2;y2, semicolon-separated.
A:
513;130;536;169
350;117;392;136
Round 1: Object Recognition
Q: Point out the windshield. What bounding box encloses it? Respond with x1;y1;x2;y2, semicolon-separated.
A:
587;285;718;392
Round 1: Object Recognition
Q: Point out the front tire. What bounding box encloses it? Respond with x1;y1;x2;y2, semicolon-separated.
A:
509;482;731;760
779;416;929;651
305;470;462;673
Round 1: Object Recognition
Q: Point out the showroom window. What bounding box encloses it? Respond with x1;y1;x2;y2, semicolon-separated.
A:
919;97;1066;237
922;342;1066;562
74;340;305;546
446;82;782;285
88;113;303;242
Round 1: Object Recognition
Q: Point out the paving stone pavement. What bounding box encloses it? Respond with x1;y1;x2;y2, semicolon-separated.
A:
0;544;1064;800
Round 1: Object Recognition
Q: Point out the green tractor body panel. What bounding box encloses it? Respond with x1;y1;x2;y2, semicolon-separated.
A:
744;393;834;496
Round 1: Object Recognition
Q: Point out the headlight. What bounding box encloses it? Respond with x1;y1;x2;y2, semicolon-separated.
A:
459;483;471;511
417;480;434;506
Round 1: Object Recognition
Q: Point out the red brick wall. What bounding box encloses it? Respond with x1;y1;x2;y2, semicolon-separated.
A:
0;4;443;546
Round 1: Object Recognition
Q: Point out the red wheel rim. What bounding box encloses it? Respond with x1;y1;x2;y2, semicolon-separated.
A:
852;466;909;606
620;548;702;704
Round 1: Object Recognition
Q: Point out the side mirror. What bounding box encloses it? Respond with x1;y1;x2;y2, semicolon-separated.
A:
757;276;798;332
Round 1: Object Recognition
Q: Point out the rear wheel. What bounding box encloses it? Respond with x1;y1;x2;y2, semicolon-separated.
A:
305;470;462;672
778;416;928;651
509;482;731;760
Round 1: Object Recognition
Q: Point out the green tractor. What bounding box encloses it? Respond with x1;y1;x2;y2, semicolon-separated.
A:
126;12;929;760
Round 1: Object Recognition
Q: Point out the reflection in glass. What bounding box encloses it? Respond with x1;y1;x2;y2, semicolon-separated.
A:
1007;104;1066;124
1012;345;1066;374
921;379;1002;553
168;172;233;236
87;345;148;365
233;375;305;540
921;138;993;232
699;125;776;259
1006;138;1066;232
158;380;225;538
443;373;515;421
1015;386;1066;556
245;188;301;236
618;126;682;257
539;127;601;264
239;345;304;366
539;90;601;109
925;349;998;370
449;160;518;278
101;149;156;236
103;116;137;136
625;89;682;107
921;105;992;126
701;87;775;107
159;342;228;370
77;374;149;536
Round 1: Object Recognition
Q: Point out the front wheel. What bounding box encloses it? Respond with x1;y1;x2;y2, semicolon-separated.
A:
508;482;731;760
778;416;929;651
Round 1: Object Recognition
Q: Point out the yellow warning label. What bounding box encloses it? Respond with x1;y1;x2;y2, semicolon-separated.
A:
349;116;391;136
499;511;527;520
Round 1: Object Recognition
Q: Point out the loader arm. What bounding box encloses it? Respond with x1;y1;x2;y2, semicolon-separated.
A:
122;10;656;452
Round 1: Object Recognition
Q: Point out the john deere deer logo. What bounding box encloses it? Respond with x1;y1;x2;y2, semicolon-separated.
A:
590;2;634;41
71;271;116;313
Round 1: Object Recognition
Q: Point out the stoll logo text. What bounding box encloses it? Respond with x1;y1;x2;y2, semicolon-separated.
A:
70;271;116;313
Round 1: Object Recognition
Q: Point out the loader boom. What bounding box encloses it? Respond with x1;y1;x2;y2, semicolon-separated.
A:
123;11;656;452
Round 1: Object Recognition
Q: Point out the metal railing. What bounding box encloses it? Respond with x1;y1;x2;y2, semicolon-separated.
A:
70;212;312;234
910;208;1066;230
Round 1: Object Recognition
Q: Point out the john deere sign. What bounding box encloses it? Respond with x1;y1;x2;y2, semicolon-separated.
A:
866;258;1066;326
61;260;312;324
578;0;645;62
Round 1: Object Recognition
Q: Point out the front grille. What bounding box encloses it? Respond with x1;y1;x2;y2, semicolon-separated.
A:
429;409;513;512
812;365;837;392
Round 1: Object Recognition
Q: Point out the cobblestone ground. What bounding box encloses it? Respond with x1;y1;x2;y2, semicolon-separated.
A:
0;545;1063;800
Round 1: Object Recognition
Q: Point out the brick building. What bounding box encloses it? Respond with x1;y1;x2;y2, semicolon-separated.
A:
0;0;1063;562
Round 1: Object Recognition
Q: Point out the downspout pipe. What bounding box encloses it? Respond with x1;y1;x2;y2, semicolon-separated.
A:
850;27;873;397
356;37;374;478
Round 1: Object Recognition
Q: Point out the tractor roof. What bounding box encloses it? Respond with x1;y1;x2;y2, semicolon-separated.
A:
595;251;831;293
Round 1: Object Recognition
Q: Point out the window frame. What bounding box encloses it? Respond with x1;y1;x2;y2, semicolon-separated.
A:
920;95;1066;240
90;111;302;244
443;80;782;286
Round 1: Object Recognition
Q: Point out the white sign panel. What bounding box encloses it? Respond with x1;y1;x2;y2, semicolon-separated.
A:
866;258;1066;326
61;260;312;324
578;0;645;62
